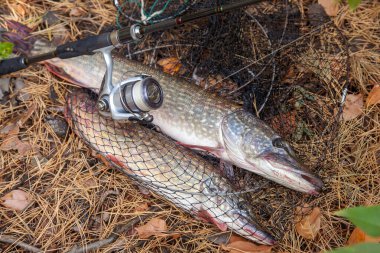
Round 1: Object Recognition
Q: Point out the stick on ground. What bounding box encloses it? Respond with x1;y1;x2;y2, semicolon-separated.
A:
0;235;42;253
67;205;161;253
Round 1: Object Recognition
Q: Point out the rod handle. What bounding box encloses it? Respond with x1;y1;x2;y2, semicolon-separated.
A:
0;56;27;76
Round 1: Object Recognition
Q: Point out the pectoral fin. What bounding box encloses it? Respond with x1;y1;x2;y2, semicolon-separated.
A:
176;141;223;156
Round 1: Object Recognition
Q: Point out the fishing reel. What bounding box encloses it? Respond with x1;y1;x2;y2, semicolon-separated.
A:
96;46;163;122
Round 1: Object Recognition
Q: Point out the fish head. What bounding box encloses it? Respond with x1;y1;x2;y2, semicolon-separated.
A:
197;177;276;245
221;110;323;195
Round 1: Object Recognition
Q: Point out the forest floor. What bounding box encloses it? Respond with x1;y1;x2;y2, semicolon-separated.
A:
0;0;379;252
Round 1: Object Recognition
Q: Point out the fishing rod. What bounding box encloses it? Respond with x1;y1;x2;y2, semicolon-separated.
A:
0;0;264;121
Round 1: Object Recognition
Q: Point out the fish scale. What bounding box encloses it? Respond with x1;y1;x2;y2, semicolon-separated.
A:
65;89;275;245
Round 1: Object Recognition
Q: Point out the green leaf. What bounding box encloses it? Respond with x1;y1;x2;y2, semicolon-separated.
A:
348;0;361;10
326;243;380;253
0;42;14;59
335;205;380;237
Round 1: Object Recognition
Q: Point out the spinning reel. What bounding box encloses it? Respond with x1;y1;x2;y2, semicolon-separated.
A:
96;46;163;122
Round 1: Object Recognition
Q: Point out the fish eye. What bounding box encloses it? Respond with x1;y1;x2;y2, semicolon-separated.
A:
272;138;284;149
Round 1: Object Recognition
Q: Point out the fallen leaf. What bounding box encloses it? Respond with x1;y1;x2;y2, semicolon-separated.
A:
343;94;363;121
135;202;149;212
198;74;238;96
14;77;31;101
0;103;36;136
222;240;272;253
269;111;297;137
135;218;168;239
157;57;184;75
318;0;340;16
0;133;32;156
366;85;380;107
295;205;321;240
70;7;86;17
1;189;31;211
43;11;60;26
348;227;380;245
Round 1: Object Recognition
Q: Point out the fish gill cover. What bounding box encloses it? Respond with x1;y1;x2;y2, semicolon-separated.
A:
63;0;349;245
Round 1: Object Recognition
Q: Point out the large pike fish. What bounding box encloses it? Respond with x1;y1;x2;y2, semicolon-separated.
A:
33;38;323;195
65;89;276;245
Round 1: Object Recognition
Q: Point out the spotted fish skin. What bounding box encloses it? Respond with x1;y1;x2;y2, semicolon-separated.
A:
65;90;276;245
32;39;323;194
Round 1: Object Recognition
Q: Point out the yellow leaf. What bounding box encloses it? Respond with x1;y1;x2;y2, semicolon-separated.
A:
1;189;31;211
366;85;380;107
222;240;272;253
157;57;183;75
295;206;321;240
348;227;380;245
135;218;168;239
343;94;363;121
318;0;340;16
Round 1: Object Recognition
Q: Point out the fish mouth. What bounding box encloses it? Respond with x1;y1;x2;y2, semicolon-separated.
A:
232;212;276;245
262;153;324;195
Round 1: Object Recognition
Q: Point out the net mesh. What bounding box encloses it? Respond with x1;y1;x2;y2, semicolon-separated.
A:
114;0;198;26
65;90;274;244
66;0;349;246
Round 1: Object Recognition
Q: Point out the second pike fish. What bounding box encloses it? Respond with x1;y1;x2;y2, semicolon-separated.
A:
66;90;276;245
33;39;323;194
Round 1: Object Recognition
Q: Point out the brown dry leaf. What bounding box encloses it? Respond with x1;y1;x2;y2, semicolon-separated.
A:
318;0;339;16
0;103;36;136
135;218;168;239
222;240;272;253
0;130;32;156
1;189;32;211
295;205;321;240
135;202;149;212
366;85;380;107
347;227;380;245
343;94;363;121
157;57;183;75
198;74;238;94
70;7;86;17
269;111;297;137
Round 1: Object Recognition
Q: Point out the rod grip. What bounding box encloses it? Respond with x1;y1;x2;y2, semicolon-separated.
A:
56;32;112;59
0;56;28;75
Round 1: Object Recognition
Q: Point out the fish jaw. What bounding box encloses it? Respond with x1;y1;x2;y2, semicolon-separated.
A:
220;110;323;194
246;153;323;195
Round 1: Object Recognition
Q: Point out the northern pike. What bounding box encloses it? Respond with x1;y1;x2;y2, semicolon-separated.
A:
4;22;323;194
65;89;276;245
36;40;323;195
